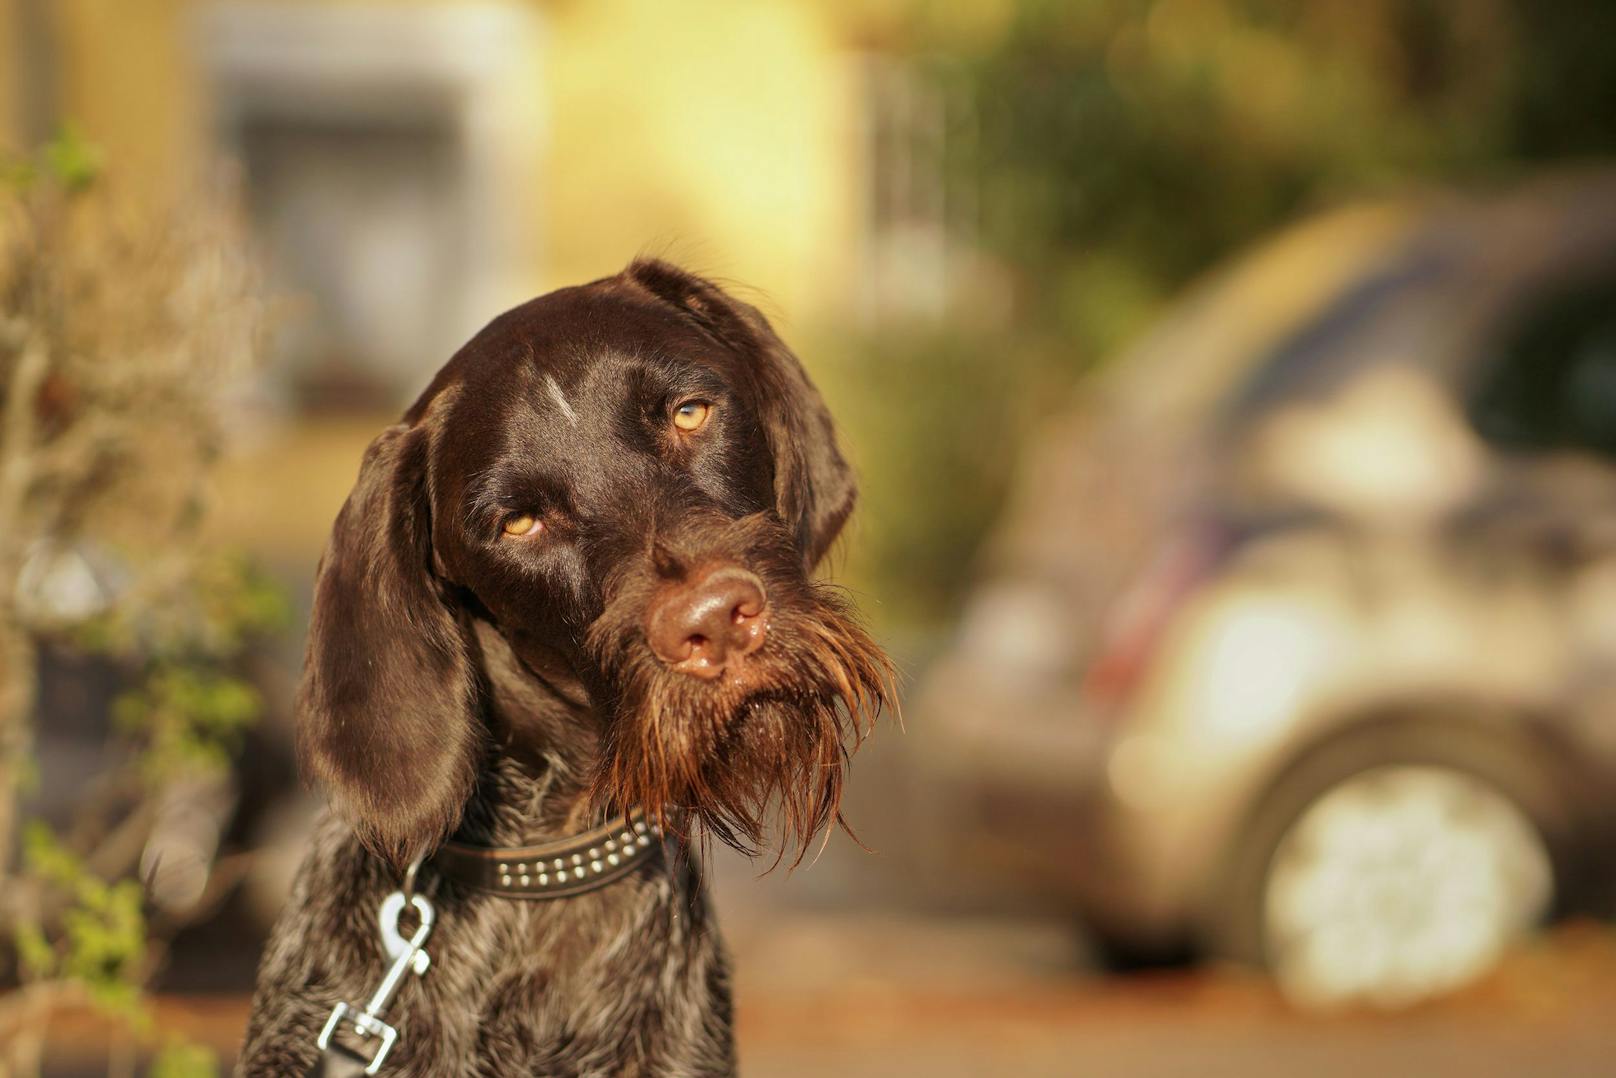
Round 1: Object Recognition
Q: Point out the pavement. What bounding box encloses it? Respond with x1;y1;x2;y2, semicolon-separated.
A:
27;899;1616;1077
724;912;1616;1078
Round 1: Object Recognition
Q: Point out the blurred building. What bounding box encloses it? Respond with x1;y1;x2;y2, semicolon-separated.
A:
0;0;973;407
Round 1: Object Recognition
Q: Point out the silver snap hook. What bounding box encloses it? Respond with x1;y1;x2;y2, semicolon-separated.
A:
316;881;436;1074
378;890;434;972
401;855;423;903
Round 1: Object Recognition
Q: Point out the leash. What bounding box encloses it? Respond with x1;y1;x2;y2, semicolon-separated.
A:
306;811;665;1074
310;861;435;1076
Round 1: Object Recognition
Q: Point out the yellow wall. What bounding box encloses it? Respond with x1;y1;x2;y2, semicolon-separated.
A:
541;0;859;322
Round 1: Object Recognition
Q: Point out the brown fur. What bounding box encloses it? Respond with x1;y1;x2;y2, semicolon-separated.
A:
240;260;891;1075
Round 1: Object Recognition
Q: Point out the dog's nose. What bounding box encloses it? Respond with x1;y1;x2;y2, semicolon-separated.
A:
647;566;768;678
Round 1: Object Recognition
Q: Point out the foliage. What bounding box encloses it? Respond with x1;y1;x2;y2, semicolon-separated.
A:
819;328;1040;627
113;667;262;784
99;553;288;785
919;0;1616;366
148;1040;220;1078
0;131;274;1077
847;0;1616;626
19;823;149;1019
1;125;101;193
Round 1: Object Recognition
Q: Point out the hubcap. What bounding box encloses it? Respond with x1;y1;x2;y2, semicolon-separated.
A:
1262;764;1552;1008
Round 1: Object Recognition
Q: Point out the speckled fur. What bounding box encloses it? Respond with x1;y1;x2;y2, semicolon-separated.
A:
240;765;735;1077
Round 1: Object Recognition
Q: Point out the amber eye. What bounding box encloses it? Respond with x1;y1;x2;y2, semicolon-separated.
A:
501;513;542;538
672;399;711;433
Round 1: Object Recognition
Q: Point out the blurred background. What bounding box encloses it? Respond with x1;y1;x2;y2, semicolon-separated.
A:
4;1;1616;1074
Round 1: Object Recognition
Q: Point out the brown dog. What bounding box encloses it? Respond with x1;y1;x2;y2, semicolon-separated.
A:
240;260;890;1076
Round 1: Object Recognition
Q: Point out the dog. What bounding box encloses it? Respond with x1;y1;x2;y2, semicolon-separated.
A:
239;259;891;1076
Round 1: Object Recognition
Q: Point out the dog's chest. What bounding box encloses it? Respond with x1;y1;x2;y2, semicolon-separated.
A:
399;877;734;1075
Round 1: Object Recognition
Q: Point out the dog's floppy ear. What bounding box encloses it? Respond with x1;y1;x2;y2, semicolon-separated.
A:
296;422;482;866
626;258;856;568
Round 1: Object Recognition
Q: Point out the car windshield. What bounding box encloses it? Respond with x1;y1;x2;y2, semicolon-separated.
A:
1468;268;1616;460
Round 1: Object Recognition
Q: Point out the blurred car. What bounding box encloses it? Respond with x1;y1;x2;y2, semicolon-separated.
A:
918;171;1616;1008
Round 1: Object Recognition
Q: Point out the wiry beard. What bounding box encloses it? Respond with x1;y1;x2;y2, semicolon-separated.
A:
583;522;893;863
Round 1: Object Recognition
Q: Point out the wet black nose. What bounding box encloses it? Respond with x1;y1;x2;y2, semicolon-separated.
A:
645;565;768;679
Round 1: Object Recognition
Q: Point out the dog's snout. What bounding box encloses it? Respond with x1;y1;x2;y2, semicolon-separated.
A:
646;566;768;678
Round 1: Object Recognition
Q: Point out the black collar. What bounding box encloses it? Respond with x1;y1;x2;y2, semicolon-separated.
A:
430;811;665;900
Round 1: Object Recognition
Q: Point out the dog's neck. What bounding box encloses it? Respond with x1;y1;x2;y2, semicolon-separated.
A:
451;618;607;848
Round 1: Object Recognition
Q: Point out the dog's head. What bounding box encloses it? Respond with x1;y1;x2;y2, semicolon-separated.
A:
296;260;891;865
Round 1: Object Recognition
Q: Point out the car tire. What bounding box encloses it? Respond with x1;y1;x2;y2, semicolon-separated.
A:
1206;716;1575;1008
1087;930;1198;973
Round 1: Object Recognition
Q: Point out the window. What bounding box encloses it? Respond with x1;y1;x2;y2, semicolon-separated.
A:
201;3;543;410
1469;269;1616;458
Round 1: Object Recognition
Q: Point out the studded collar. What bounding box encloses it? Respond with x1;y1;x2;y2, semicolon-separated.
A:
429;811;665;900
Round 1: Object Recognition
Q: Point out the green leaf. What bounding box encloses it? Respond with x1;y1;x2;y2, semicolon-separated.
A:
22;819;84;888
18;822;152;1022
41;124;102;192
115;664;263;784
149;1040;219;1078
14;920;56;979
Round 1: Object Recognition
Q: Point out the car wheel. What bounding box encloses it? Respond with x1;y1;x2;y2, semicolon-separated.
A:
1209;723;1570;1009
1263;764;1552;1007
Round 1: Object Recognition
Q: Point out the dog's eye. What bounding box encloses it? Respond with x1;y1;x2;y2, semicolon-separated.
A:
501;513;543;538
672;400;712;433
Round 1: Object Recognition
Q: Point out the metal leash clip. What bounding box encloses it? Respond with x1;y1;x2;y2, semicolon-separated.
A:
316;865;435;1075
